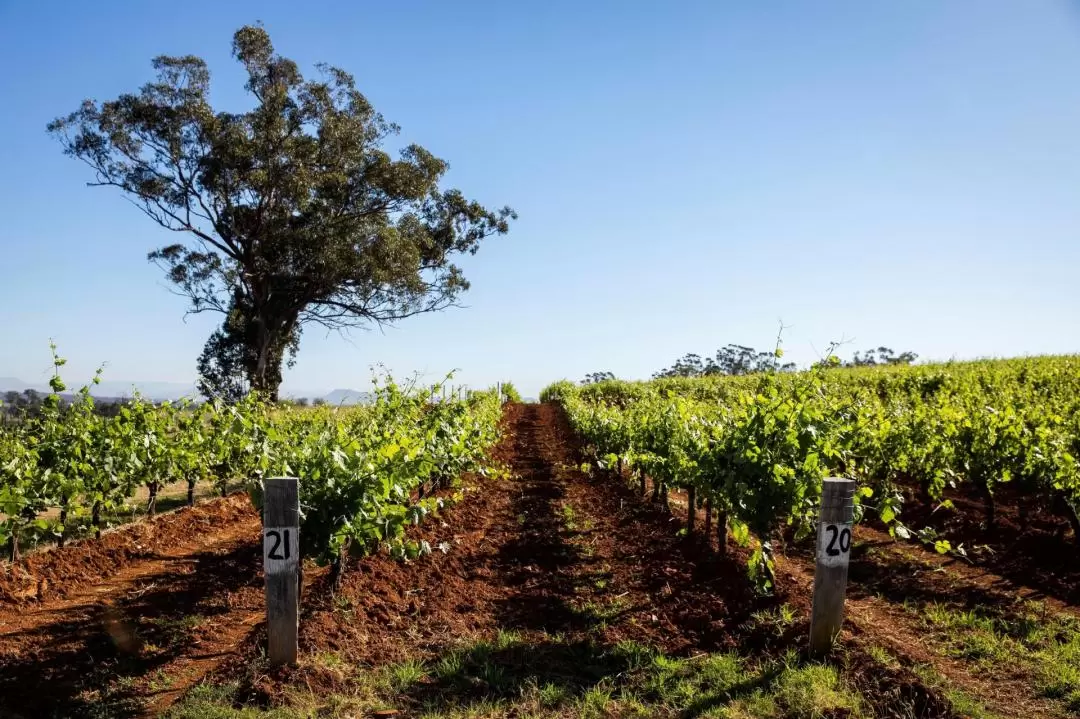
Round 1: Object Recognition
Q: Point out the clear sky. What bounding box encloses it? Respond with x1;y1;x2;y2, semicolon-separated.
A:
1;1;1079;398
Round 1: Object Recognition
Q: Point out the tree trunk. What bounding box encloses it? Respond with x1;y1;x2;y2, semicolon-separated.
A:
58;503;68;549
92;501;102;540
661;482;669;511
9;532;19;562
717;510;729;556
247;308;296;403
147;482;159;517
187;478;196;506
704;498;713;543
617;456;624;478
919;481;934;508
979;482;995;532
687;486;696;535
1017;498;1029;533
253;313;274;400
639;469;647;496
1055;494;1080;547
651;476;660;503
328;537;353;594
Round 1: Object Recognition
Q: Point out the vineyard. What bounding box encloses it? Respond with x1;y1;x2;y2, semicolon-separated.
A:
0;349;503;574
543;355;1080;589
1;357;1080;718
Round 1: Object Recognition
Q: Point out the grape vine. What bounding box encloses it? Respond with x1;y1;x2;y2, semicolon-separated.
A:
0;351;503;578
543;355;1080;590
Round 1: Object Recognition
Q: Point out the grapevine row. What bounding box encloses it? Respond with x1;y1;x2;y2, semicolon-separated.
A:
542;355;1080;589
0;349;504;576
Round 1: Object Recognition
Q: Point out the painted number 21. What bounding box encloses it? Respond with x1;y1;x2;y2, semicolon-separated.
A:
266;529;292;560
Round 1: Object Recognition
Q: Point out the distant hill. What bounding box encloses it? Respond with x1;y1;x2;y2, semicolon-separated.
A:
0;378;197;402
1;377;374;406
322;388;372;406
0;377;32;392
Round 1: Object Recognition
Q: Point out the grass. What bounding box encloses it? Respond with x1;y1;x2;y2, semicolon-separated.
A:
747;604;798;638
167;633;870;719
560;502;577;532
913;598;1080;712
150;615;205;647
166;684;301;718
909;663;1000;719
864;644;899;670
572;595;631;629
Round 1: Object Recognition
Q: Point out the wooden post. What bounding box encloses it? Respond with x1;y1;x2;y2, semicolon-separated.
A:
809;477;856;656
263;477;300;668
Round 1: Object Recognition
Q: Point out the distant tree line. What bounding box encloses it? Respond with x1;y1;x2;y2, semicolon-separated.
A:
1;390;128;421
580;343;919;384
846;346;918;367
652;344;797;379
581;372;616;385
278;397;328;408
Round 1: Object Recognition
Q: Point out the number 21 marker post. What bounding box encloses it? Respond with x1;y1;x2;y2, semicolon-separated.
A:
263;477;299;667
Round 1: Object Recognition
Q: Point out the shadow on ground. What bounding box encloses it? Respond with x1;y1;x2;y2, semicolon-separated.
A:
0;542;261;719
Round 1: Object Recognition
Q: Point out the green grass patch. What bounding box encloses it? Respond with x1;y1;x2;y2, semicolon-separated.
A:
169;634;870;718
909;663;1000;719
166;684;303;718
915;599;1080;713
560;502;577;532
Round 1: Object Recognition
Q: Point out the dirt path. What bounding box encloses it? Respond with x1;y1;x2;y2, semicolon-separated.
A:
0;405;980;718
895;483;1080;606
777;553;1066;719
247;404;950;718
0;496;263;718
291;403;764;672
765;504;1080;719
848;524;1080;619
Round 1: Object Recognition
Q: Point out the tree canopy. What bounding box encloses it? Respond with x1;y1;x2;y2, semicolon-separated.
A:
581;371;616;385
652;345;795;379
49;25;516;399
847;347;919;367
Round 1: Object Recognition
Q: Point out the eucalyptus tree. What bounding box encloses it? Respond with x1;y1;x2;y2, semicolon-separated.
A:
50;25;515;399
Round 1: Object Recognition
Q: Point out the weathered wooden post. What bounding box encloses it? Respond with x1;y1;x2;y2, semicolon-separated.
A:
263;477;299;667
809;477;856;656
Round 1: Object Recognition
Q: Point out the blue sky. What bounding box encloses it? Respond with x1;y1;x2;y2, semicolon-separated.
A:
1;1;1079;397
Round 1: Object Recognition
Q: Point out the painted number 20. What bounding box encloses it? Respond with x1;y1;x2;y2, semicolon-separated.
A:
824;524;851;557
266;529;291;560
